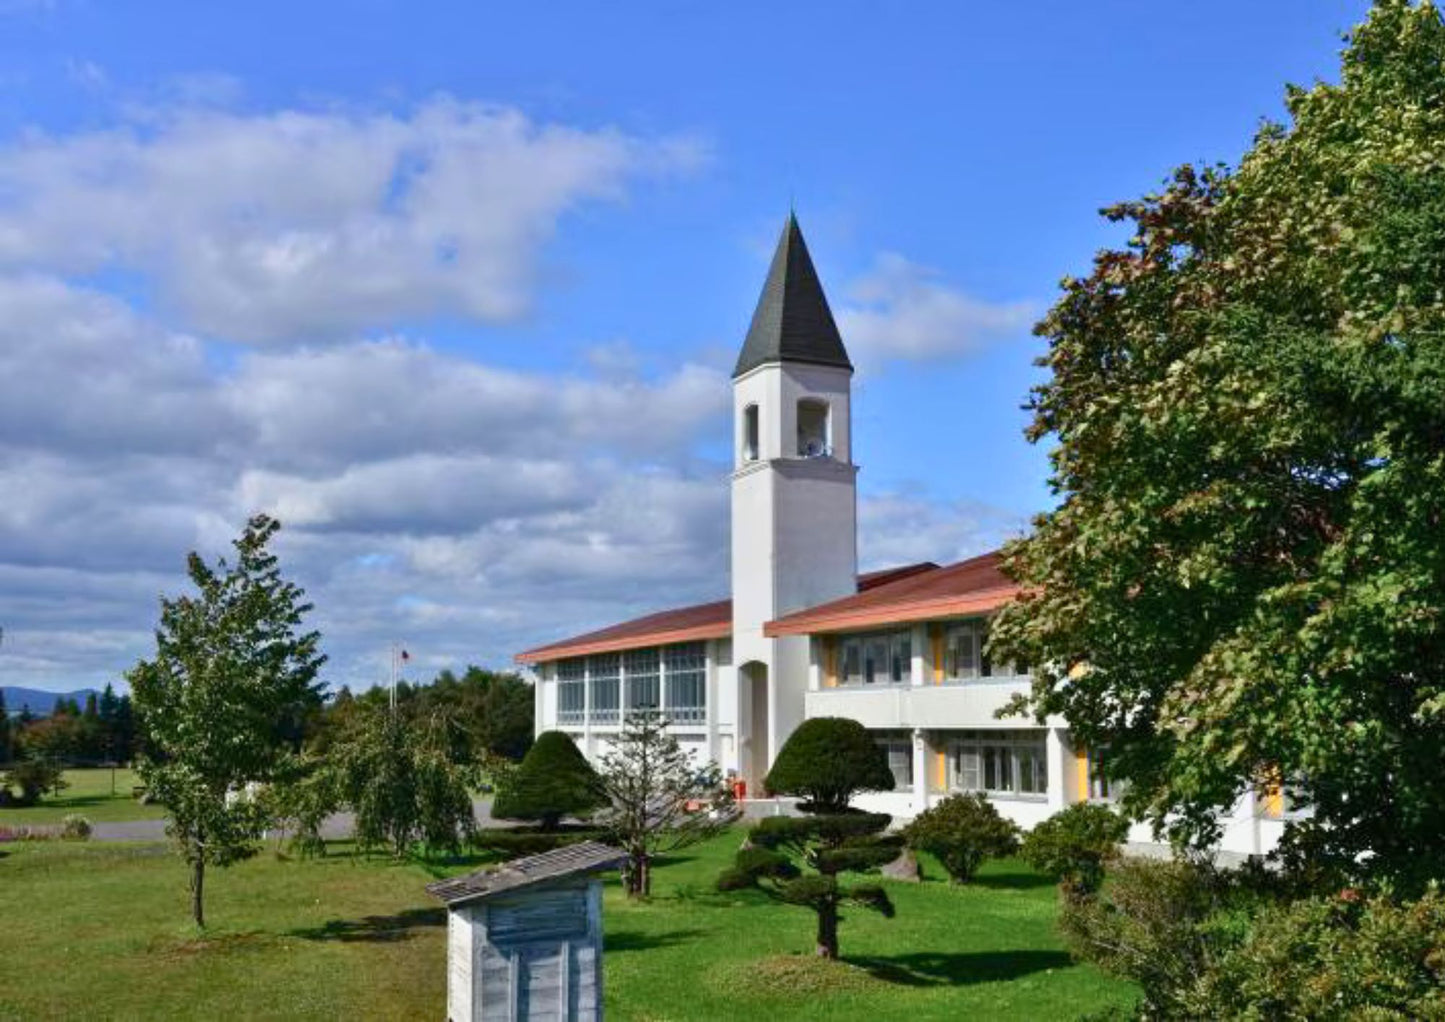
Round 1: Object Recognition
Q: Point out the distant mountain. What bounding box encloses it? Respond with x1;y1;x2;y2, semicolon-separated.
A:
1;686;102;716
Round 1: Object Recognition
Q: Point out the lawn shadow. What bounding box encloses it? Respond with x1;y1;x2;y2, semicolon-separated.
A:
848;949;1073;987
965;870;1059;892
604;928;707;953
289;906;446;943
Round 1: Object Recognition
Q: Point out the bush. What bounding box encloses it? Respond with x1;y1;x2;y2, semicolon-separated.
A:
1;758;67;807
60;814;92;841
902;793;1020;883
763;718;894;812
490;731;606;830
1020;802;1129;894
1063;856;1445;1019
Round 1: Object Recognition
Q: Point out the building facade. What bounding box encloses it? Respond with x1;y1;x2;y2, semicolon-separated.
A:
518;215;1285;857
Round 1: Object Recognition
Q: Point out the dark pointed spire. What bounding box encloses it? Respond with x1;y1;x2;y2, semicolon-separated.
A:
733;214;853;379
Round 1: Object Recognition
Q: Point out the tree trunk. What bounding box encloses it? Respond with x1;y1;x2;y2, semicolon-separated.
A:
191;858;206;929
815;898;839;959
625;850;650;898
639;854;651;898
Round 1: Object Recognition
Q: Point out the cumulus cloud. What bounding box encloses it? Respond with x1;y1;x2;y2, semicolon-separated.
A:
0;98;706;341
837;253;1036;367
858;491;1027;570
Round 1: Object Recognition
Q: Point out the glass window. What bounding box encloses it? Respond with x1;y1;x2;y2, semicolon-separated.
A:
588;653;620;724
873;731;913;790
663;642;706;724
1087;747;1122;802
742;404;760;462
557;658;586;724
796;398;830;458
624;648;661;714
949;730;1048;799
838;631;911;687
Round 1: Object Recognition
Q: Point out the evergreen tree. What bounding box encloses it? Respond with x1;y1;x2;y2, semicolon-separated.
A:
491;730;605;830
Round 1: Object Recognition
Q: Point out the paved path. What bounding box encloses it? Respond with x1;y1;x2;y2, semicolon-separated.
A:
90;798;502;843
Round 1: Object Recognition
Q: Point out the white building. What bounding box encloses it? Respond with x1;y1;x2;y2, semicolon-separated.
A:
519;215;1284;857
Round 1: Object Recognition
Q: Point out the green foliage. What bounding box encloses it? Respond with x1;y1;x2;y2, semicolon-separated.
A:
902;793;1021;884
60;814;91;840
1020;803;1128;895
1064;856;1445;1020
595;710;735;896
1;756;67;807
470;827;603;857
128;513;326;926
328;702;477;859
490;730;605;829
719;810;897;959
990;0;1445;890
763;717;894;812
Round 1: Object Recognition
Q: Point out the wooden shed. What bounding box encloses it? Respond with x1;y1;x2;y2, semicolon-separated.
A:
426;841;626;1022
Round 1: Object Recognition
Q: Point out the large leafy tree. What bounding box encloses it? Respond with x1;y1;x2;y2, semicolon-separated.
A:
129;515;326;926
596;710;734;897
991;1;1445;889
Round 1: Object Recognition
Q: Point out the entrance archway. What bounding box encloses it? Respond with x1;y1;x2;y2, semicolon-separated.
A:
739;660;770;795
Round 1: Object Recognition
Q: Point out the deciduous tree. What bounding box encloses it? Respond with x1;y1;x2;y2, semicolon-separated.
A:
128;514;326;927
991;0;1445;891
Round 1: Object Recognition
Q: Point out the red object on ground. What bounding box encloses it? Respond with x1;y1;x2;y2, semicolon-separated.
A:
732;779;747;801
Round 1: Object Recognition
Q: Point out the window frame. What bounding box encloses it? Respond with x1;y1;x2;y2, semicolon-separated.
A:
837;629;912;687
948;729;1049;800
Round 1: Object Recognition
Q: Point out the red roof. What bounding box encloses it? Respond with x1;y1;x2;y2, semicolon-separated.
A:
764;551;1017;636
515;562;940;664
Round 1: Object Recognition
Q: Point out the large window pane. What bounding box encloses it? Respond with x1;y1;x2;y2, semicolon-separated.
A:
588;653;620;724
663;642;706;724
624;648;660;714
874;731;913;789
951;730;1048;798
557;658;585;724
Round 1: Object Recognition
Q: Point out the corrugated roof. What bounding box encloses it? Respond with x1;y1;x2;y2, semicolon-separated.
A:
426;841;627;907
515;563;940;664
764;551;1018;636
732;214;853;379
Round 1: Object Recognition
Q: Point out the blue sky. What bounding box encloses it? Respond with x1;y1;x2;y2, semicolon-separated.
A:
0;0;1371;692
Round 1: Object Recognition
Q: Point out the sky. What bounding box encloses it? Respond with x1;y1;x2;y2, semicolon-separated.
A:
0;0;1371;695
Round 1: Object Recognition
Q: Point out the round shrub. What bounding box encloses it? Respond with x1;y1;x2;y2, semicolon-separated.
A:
764;718;894;812
902;792;1020;884
1020;802;1129;894
490;731;605;830
60;814;92;841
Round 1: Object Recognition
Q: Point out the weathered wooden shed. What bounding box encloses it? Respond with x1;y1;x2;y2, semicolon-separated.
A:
426;841;626;1022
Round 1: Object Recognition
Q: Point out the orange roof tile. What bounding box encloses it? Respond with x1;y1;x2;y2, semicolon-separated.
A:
764;551;1017;636
515;562;941;664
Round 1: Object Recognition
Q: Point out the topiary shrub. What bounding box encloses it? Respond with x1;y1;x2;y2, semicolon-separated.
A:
763;717;894;812
60;814;92;841
490;731;605;830
1020;802;1129;895
902;793;1020;884
471;826;604;858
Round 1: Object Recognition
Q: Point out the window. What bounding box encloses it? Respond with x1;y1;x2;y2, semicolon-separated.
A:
742;404;760;462
950;730;1048;798
664;642;706;724
874;731;914;790
944;619;1026;681
589;653;620;724
796;398;830;458
839;630;911;686
1086;747;1122;802
557;658;585;725
624;648;661;714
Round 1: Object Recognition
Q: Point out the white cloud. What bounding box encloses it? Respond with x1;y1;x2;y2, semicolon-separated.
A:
859;491;1026;570
0;98;706;341
838;253;1036;367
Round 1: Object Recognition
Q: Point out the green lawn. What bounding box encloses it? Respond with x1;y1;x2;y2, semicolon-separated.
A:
0;830;1136;1020
0;767;165;825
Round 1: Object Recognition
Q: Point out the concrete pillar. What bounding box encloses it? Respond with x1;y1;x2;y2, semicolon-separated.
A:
1046;727;1068;811
912;728;930;814
910;624;927;686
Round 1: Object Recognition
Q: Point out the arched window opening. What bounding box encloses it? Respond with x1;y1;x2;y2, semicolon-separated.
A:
742;404;760;462
797;398;831;458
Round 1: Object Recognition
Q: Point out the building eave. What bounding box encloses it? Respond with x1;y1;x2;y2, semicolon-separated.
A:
763;585;1019;637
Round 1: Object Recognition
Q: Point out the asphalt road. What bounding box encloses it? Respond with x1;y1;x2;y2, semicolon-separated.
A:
90;797;504;842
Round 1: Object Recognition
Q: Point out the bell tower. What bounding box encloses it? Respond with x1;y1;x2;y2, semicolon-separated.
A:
730;214;859;785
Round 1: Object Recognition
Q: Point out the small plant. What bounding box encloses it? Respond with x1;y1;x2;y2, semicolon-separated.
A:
1020;802;1128;895
60;814;92;841
902;793;1020;884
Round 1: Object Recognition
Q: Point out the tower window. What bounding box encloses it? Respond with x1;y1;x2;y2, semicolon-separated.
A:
797;398;830;458
742;404;760;461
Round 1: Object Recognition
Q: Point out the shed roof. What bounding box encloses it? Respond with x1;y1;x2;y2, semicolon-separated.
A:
515;562;939;663
764;551;1018;636
426;841;627;908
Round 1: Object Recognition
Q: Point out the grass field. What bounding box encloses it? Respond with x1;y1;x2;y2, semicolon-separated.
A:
0;830;1137;1020
0;767;165;825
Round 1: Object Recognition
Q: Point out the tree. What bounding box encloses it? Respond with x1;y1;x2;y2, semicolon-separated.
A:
1;756;66;806
328;701;478;859
1019;803;1129;897
0;688;10;763
718;719;898;959
491;730;605;830
762;717;895;811
128;514;326;927
596;710;734;897
990;0;1445;891
901;793;1020;884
